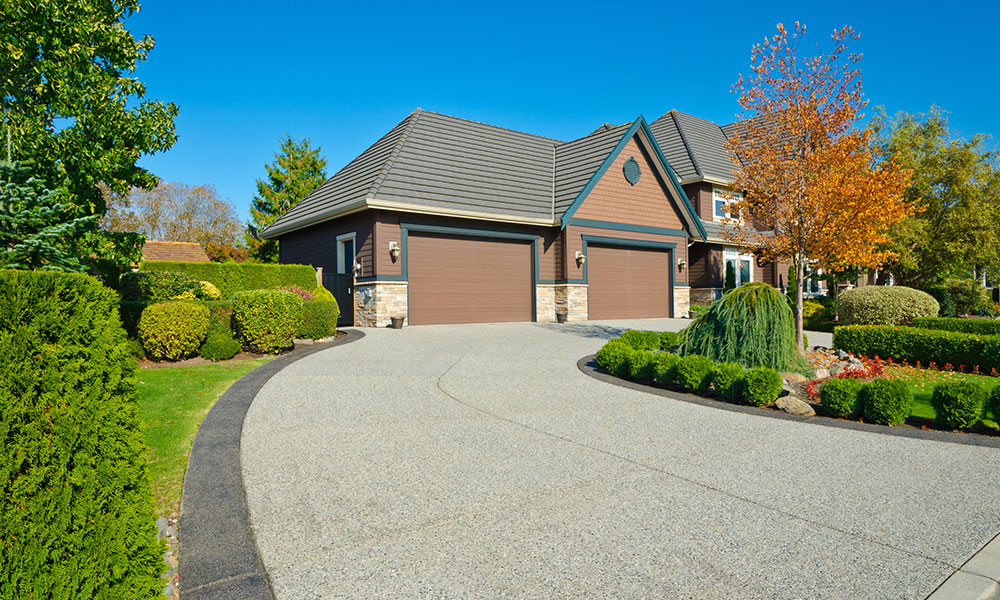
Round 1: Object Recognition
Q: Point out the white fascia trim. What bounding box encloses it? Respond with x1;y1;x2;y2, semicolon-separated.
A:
679;175;734;186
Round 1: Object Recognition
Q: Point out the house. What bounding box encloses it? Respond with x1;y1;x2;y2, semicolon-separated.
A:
261;108;783;326
141;240;210;263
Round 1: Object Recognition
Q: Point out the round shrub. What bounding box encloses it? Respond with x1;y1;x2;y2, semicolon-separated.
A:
628;350;658;382
931;381;987;429
0;270;163;598
298;300;340;340
596;340;631;374
819;378;864;418
860;379;913;425
138;301;210;360
653;352;679;385
200;280;222;300
675;354;715;392
279;284;315;301
620;330;661;351
679;282;803;371
659;331;682;349
232;290;304;353
712;362;745;402
988;387;1000;422
313;285;336;302
743;367;783;406
839;286;939;326
199;329;242;361
802;300;828;330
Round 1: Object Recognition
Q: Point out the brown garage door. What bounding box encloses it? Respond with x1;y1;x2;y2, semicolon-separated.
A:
587;244;671;320
407;232;533;325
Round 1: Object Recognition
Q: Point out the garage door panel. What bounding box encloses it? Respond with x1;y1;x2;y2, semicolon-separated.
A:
588;244;670;320
408;233;532;325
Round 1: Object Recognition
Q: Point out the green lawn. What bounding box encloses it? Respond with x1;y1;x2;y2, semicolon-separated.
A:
136;358;270;517
886;366;1000;429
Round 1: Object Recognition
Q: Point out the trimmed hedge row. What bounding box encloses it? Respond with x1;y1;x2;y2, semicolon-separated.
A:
833;324;1000;373
0;270;163;597
912;317;1000;336
140;261;316;299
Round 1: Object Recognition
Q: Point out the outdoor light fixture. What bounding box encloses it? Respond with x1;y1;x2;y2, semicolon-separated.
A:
388;241;401;261
575;251;586;266
677;258;687;272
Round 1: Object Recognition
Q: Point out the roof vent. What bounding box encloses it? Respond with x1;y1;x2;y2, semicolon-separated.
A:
623;157;641;185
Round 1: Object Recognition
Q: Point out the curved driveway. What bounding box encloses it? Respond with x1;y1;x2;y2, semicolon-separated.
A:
242;320;1000;599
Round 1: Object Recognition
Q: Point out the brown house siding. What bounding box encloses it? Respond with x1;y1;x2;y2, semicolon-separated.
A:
682;182;714;220
278;212;375;277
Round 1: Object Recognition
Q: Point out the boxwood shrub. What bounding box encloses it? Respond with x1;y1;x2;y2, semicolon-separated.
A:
819;378;864;418
140;261;316;300
298;300;340;340
838;286;939;326
0;270;163;598
743;367;783;406
653;352;679;385
620;330;661;351
912;317;1000;336
675;355;715;392
138;301;211;360
860;379;913;425
659;331;683;349
199;328;242;361
931;381;987;429
596;339;631;375
833;324;1000;373
712;362;745;402
232;290;304;353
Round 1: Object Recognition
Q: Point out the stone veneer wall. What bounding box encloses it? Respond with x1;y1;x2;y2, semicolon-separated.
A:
673;286;691;319
557;284;588;321
690;287;721;307
354;282;408;327
535;285;558;323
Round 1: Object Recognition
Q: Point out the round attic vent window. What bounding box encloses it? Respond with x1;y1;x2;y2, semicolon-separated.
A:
623;157;641;185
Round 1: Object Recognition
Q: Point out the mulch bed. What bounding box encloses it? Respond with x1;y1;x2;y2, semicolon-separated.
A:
138;331;347;370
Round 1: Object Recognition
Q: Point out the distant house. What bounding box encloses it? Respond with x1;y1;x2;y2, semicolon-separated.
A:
141;241;210;263
261;108;795;327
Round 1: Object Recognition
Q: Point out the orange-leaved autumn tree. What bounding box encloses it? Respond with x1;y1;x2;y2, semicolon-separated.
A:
724;22;916;348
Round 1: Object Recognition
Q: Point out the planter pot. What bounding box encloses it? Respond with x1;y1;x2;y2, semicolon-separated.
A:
555;312;568;324
390;316;404;329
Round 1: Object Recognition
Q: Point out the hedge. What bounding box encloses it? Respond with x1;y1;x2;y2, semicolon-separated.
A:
833;324;1000;373
298;300;340;340
120;270;201;302
0;270;163;598
232;290;304;353
912;317;1000;336
140;261;317;299
839;286;939;326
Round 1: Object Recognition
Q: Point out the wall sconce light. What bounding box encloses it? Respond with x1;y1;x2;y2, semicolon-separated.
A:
388;241;401;261
575;251;586;266
677;258;687;272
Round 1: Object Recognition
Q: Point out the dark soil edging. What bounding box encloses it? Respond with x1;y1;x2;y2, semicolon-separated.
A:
178;329;365;599
578;354;1000;450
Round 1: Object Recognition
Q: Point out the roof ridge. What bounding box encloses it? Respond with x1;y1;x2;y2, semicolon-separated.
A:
418;109;564;144
557;121;631;147
670;110;703;178
144;240;202;246
366;109;422;200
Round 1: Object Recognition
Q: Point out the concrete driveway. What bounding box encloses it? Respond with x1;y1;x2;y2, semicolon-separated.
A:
241;319;999;599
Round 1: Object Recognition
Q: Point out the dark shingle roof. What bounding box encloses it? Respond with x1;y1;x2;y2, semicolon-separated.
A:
649;110;739;183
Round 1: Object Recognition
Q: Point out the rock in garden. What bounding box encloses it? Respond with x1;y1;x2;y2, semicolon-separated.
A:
814;368;830;380
782;372;807;383
829;364;843;375
836;349;850;360
776;396;816;417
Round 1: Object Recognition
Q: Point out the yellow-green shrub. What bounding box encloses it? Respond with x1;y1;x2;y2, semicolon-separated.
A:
138;301;210;360
232;290;304;353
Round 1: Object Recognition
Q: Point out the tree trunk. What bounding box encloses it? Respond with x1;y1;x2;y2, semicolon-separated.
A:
795;259;805;351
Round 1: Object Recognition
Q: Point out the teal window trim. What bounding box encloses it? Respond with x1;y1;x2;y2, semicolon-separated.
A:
581;234;678;318
566;218;689;238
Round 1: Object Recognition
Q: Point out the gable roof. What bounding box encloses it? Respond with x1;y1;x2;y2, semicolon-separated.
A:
262;109;719;240
648;110;739;184
141;241;210;262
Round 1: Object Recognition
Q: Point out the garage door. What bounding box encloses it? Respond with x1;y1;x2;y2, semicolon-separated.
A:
407;232;533;325
587;244;671;320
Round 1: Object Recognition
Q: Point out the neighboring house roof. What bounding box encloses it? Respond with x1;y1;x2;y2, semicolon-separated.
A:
649;110;739;185
141;241;210;262
262;108;724;240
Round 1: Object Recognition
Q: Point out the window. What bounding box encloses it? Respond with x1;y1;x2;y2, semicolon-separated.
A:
336;233;356;275
723;248;754;286
713;188;742;220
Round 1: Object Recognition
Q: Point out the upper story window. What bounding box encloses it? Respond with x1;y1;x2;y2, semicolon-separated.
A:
713;188;742;221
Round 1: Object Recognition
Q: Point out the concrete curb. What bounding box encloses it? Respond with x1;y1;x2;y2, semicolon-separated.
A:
578;355;1000;450
926;532;1000;600
178;330;365;600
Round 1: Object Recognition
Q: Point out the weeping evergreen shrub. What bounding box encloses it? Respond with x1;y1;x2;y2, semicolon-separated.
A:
679;282;803;371
0;270;163;598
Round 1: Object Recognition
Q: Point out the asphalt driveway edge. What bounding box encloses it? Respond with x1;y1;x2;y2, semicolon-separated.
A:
178;329;365;600
577;354;1000;450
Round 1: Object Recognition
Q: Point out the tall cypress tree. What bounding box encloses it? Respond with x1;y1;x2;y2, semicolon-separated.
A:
724;262;737;293
246;135;328;262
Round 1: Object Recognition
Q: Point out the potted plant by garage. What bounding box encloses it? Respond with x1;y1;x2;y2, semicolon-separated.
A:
390;315;405;329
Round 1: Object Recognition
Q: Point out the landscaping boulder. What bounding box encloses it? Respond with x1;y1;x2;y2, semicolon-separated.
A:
776;396;816;417
814;368;830;380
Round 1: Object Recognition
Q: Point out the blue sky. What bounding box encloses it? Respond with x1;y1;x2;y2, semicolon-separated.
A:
129;0;1000;222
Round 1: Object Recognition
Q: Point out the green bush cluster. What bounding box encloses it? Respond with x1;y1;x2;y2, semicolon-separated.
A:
931;381;987;429
802;300;829;331
675;355;715;392
120;270;202;302
912;317;1000;336
653;353;679;384
923;287;956;318
833;325;1000;373
712;362;745;402
628;351;658;381
199;329;242;361
659;331;682;349
232;290;304;353
860;379;913;425
743;367;783;406
944;279;991;315
990;387;1000;422
819;378;864;417
0;270;163;598
838;286;939;326
140;261;316;299
138;301;211;360
595;340;632;376
298;300;340;340
620;330;662;351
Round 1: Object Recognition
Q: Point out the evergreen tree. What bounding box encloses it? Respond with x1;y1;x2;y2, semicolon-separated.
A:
0;162;98;271
724;262;737;292
246;135;328;262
